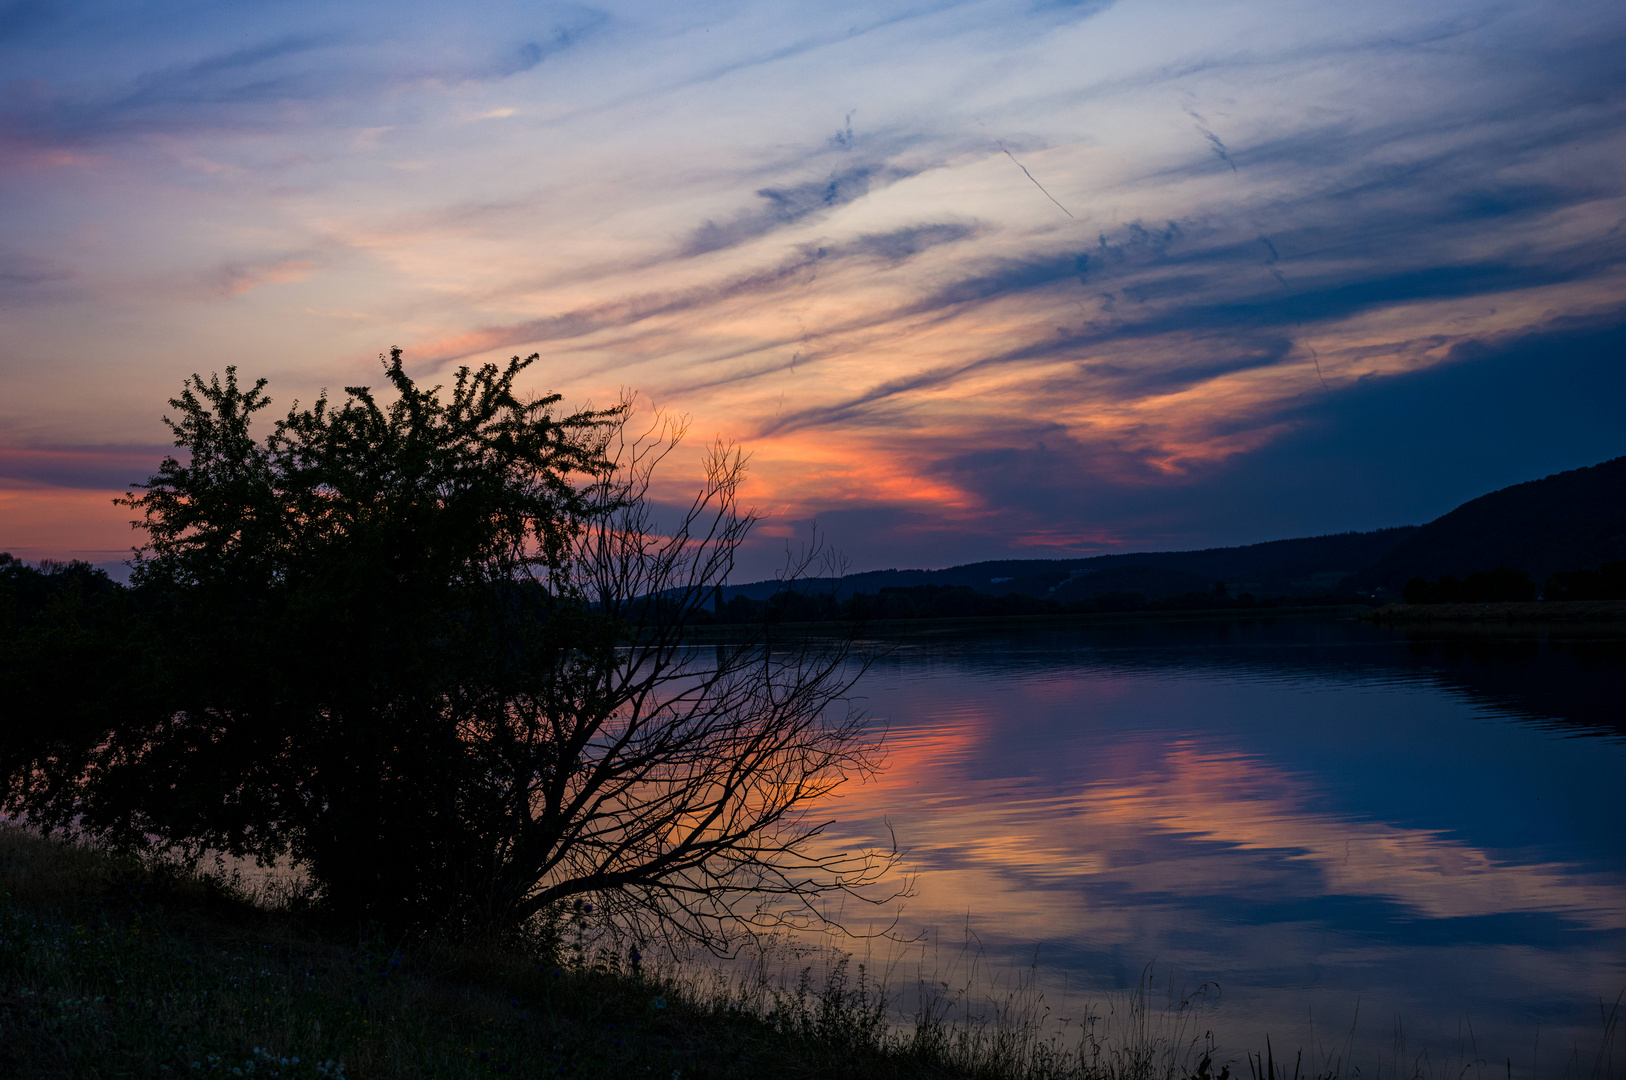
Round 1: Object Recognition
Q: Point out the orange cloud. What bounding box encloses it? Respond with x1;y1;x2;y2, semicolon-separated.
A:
211;259;320;297
0;486;134;564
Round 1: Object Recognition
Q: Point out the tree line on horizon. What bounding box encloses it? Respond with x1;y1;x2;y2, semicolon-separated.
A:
694;578;1358;625
1400;562;1626;604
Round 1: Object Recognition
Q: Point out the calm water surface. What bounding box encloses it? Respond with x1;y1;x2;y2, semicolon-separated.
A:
815;616;1626;1067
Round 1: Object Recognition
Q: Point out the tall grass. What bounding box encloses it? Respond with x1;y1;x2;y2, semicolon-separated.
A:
650;941;1226;1080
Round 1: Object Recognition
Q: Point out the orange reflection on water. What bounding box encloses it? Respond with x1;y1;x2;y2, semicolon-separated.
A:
822;716;1626;947
1063;744;1625;928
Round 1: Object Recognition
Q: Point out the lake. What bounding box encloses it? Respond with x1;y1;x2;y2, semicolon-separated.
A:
810;615;1626;1070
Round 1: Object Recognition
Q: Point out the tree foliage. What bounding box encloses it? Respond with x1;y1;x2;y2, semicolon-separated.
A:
1543;561;1626;601
1401;567;1536;604
2;350;889;944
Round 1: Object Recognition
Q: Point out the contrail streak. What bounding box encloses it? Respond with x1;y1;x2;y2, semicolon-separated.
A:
1307;343;1331;392
1000;142;1074;219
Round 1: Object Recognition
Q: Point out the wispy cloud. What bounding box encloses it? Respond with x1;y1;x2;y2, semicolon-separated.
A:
0;5;610;151
494;12;609;77
416;220;980;363
0;248;72;298
203;255;321;297
0;440;170;490
681;164;924;256
1;0;1623;571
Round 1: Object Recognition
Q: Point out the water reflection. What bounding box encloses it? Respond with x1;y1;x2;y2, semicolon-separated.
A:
818;616;1626;1066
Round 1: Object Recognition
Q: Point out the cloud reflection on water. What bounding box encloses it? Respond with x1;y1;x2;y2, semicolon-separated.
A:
806;623;1626;1059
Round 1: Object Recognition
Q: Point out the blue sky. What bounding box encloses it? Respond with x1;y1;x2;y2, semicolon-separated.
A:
2;0;1624;575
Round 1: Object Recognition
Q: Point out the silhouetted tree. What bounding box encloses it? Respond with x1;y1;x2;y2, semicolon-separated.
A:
0;557;146;812
1403;567;1534;604
1;351;890;945
1544;561;1626;601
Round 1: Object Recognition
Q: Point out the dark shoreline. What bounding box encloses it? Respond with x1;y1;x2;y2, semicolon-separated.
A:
677;604;1372;642
674;600;1626;642
1363;599;1626;624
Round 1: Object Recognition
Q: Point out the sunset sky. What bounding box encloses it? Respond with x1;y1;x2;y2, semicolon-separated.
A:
3;0;1624;578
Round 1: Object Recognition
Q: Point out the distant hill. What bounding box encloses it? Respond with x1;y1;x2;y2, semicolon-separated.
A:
1353;456;1626;589
1052;566;1214;601
721;456;1626;606
1049;528;1419;597
721;527;1417;603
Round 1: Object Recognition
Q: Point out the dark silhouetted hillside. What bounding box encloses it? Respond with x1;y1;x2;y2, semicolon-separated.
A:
1354;456;1626;590
1060;528;1417;597
719;457;1626;611
1049;566;1212;601
720;527;1416;604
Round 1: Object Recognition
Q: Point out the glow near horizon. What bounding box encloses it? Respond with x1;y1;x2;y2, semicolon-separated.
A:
2;0;1624;576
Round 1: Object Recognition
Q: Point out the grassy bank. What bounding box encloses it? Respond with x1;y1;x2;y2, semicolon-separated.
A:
4;830;1617;1079
0;828;1230;1080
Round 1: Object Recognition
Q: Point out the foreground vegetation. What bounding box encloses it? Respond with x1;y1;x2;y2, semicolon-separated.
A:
5;831;1621;1080
0;828;1247;1080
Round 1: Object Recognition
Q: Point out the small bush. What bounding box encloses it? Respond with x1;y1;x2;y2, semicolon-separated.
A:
1401;567;1535;604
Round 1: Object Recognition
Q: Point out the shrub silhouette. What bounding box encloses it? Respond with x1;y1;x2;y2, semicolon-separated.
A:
1;350;890;943
1545;560;1626;601
1401;567;1535;604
